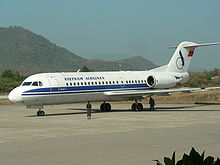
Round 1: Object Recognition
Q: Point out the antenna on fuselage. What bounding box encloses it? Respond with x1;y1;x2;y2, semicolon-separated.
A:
77;69;80;72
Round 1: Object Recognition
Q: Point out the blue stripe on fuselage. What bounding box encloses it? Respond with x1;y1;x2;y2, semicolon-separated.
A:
22;88;148;96
22;84;148;96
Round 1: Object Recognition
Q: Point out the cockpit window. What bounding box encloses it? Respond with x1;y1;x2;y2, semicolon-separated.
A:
22;81;43;86
32;82;38;86
22;82;32;86
39;81;43;86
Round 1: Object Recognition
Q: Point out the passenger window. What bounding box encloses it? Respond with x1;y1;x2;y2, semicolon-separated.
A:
74;82;76;86
116;81;119;84
109;81;111;84
106;81;108;85
99;82;101;85
66;83;69;86
138;80;140;83
91;82;94;85
81;82;83;86
70;83;72;86
85;82;87;85
144;80;146;83
77;82;80;86
88;82;90;85
132;80;134;83
32;82;38;86
135;80;137;83
39;81;43;86
102;81;105;85
129;80;131;83
141;80;143;83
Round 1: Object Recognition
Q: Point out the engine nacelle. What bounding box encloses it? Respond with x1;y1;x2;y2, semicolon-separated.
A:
147;74;177;88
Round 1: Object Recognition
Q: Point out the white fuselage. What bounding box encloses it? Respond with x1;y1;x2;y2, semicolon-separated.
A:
8;41;220;109
8;70;189;106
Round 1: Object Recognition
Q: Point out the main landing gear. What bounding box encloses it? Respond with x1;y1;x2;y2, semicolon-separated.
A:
85;99;146;113
37;109;45;116
131;99;143;111
86;101;111;112
100;102;111;112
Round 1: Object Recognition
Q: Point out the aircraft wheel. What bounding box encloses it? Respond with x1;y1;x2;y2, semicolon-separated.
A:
100;103;111;112
37;110;45;116
131;103;143;111
131;103;136;111
105;103;111;111
100;103;105;111
137;103;143;111
40;111;45;116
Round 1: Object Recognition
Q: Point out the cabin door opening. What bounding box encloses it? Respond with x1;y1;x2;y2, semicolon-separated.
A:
119;77;125;88
47;76;59;95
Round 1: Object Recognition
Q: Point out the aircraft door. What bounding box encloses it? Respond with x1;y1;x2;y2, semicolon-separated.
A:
47;76;59;94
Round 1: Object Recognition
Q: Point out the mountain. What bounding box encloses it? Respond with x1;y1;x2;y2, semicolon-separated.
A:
0;26;87;74
117;56;158;71
0;26;157;74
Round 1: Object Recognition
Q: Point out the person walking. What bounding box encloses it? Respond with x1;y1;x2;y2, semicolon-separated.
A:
149;97;155;111
86;101;92;119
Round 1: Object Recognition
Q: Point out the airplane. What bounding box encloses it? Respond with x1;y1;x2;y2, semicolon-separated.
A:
8;41;220;116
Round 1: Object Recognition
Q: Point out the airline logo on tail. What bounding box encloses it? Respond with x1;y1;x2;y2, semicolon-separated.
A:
176;50;185;70
188;51;194;57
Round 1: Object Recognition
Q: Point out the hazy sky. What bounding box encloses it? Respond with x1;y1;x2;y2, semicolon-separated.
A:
0;0;220;70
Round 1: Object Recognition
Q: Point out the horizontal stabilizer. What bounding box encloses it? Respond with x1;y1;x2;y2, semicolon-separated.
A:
169;42;220;49
184;42;220;49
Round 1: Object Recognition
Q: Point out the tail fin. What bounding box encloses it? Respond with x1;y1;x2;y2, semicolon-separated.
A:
166;41;220;73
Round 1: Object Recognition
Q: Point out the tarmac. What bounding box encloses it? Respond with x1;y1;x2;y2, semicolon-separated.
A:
0;103;220;165
0;95;7;99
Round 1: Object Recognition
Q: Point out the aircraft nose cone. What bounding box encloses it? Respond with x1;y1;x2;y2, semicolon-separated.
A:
8;87;22;103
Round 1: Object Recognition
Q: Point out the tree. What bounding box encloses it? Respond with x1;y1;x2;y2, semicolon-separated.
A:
81;66;93;72
1;70;15;78
0;70;26;93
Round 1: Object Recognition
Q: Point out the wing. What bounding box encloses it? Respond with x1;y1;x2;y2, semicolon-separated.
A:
104;87;220;97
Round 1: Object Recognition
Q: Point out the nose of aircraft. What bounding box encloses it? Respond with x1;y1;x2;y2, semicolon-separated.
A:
8;87;22;103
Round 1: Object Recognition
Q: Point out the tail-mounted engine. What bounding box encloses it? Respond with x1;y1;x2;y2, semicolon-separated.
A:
147;74;177;88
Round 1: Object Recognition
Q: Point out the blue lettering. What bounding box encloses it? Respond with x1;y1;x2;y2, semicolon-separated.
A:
64;76;105;81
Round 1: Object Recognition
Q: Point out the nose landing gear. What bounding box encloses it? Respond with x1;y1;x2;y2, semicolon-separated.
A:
37;109;45;116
